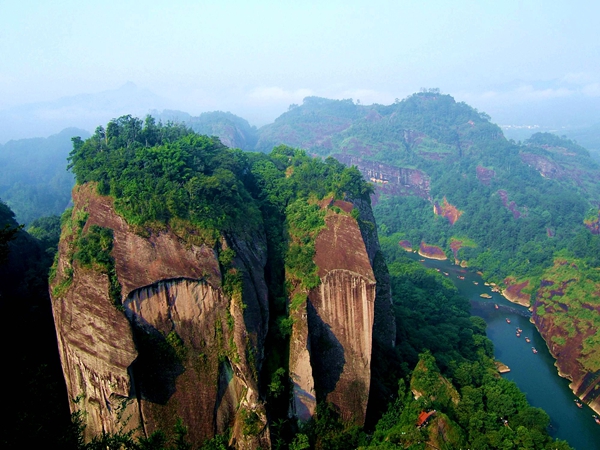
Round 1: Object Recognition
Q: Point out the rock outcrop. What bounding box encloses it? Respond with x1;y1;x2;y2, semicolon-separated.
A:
332;154;431;200
51;184;270;448
531;260;600;415
418;242;447;260
51;185;393;447
288;199;394;426
433;197;462;225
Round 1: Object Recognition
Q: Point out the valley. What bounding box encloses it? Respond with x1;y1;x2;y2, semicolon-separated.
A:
2;92;599;449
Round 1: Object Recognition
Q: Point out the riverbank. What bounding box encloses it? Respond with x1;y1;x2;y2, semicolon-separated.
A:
417;251;600;417
418;242;447;260
502;278;531;308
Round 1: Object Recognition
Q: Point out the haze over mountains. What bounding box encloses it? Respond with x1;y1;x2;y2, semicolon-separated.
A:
1;82;598;159
0;83;166;144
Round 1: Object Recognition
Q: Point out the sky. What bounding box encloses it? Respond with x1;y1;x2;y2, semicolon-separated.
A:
1;0;599;135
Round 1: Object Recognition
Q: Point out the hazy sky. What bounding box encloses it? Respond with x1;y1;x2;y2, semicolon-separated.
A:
1;0;599;127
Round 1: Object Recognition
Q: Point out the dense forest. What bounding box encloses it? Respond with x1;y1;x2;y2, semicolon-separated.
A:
250;93;600;392
1;113;576;449
0;127;90;224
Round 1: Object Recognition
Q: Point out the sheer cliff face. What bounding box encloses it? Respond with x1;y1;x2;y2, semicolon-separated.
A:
51;184;393;446
289;200;395;426
50;184;270;448
533;294;600;415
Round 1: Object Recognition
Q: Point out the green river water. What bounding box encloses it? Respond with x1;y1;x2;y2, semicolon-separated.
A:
407;253;600;449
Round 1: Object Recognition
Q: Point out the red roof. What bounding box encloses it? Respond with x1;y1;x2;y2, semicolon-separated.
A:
417;410;436;427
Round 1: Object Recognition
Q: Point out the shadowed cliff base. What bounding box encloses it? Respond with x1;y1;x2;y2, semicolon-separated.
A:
307;300;345;400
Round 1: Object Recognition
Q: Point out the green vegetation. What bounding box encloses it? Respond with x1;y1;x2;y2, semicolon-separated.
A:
27;214;62;257
0;200;23;263
256;93;599;301
67;115;261;238
1;202;73;449
365;351;572;450
361;245;572;449
0;127;89;224
152;109;258;150
4;101;584;448
536;256;600;372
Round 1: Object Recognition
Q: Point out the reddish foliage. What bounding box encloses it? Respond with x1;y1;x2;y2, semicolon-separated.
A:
476;166;495;185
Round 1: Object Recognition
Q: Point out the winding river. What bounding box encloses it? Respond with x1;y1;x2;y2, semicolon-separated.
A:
407;254;600;450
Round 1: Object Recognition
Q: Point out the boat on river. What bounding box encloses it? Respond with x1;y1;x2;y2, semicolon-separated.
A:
593;415;600;425
532;347;538;354
574;399;583;408
525;337;531;343
506;318;511;324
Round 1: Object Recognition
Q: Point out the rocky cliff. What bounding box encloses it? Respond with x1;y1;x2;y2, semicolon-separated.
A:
531;258;600;414
51;184;270;448
51;120;397;447
51;189;393;445
288;199;394;426
333;154;431;201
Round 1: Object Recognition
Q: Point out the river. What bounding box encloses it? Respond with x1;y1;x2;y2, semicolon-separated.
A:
407;253;600;450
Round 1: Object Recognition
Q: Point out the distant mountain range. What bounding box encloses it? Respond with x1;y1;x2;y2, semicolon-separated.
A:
0;82;166;144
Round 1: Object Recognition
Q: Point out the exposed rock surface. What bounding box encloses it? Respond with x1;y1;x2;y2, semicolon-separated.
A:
501;278;530;307
288;199;394;426
532;262;600;415
52;185;393;447
309;206;375;424
51;184;270;448
399;240;413;251
497;190;524;219
418;242;447;260
433;197;462;225
476;165;495;185
52;266;139;441
332;154;431;200
520;153;565;179
585;209;600;235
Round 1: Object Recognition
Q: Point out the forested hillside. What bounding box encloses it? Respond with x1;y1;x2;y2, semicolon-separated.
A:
1;96;594;447
0;127;90;224
253;92;600;415
150;109;258;150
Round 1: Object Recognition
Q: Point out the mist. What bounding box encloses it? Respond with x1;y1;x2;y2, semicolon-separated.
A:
1;0;598;144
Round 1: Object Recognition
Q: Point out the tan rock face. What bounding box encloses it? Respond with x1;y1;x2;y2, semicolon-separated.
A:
418;242;447;260
289;296;317;422
51;184;270;449
309;208;376;425
52;267;139;441
52;184;393;446
123;280;232;444
433;197;462;225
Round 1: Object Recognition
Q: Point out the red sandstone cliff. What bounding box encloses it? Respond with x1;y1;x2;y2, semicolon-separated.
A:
51;185;393;447
433;197;462;225
532;266;600;415
50;184;270;449
288;199;394;426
